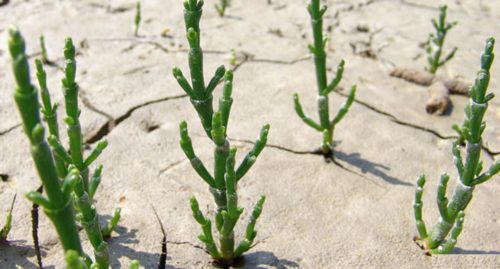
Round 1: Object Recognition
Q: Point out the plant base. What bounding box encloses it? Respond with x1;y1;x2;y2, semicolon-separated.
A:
212;255;246;269
312;147;334;163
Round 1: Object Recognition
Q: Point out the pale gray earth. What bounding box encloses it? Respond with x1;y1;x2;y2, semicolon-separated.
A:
1;0;500;268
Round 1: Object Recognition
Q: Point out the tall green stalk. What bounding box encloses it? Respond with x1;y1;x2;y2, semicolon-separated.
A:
293;0;356;160
174;0;269;265
9;26;85;260
426;5;457;74
10;27;121;268
48;37;121;268
414;38;500;254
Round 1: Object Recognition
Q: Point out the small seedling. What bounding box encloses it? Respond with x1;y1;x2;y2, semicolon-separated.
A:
293;0;356;161
134;1;141;37
173;0;269;265
9;27;121;268
0;195;16;241
425;5;457;74
413;38;500;254
215;0;230;17
39;35;49;64
228;49;237;68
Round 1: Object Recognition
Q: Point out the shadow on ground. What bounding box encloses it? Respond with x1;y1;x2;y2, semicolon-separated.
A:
104;214;180;269
242;251;299;269
0;240;44;268
453;247;500;255
334;150;412;186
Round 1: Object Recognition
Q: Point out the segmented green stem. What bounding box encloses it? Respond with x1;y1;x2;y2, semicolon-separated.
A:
234;195;266;257
293;0;356;156
176;0;268;263
35;59;67;178
426;5;457;74
414;38;500;254
190;197;221;259
9;27;84;256
70;167;109;269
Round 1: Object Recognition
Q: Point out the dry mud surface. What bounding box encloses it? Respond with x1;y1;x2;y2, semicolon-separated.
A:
1;0;500;268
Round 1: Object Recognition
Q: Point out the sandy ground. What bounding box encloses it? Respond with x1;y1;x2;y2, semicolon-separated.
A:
1;0;500;268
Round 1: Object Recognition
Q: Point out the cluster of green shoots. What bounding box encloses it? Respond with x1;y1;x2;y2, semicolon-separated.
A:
414;38;500;254
293;0;356;161
215;0;230;17
8;27;131;268
173;0;269;265
425;5;457;74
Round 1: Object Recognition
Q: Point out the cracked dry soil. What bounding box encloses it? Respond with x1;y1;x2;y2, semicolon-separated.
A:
1;0;500;268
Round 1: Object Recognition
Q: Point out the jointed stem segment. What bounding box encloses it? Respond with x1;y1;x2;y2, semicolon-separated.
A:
293;0;356;159
175;0;268;264
413;38;499;254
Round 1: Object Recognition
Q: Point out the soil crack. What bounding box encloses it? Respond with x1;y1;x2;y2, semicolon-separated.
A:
334;90;499;156
229;137;387;188
158;159;187;175
85;94;188;144
0;124;21;136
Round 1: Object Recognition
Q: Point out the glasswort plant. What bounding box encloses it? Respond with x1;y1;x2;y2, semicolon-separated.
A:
414;38;500;254
425;5;457;74
293;0;356;161
173;0;269;265
9;27;121;268
9;26;86;263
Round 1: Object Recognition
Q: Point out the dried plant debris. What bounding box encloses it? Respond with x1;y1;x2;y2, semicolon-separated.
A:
390;67;469;115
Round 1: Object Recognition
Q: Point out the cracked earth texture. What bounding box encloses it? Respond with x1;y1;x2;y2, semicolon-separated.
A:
1;0;500;268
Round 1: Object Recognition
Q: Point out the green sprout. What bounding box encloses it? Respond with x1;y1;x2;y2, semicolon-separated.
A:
293;0;356;161
215;0;230;17
0;195;16;241
9;27;121;268
229;49;237;69
414;38;500;254
173;0;269;265
40;35;49;64
134;1;141;37
425;5;457;74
